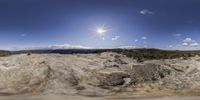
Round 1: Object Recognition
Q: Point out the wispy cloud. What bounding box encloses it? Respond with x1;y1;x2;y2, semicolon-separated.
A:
143;45;148;48
20;34;26;37
141;36;147;40
169;45;173;48
173;33;182;37
111;36;120;41
182;42;188;46
118;45;137;49
139;9;155;15
190;42;199;47
102;37;105;40
22;44;92;50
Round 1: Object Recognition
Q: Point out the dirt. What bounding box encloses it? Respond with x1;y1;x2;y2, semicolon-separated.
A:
0;95;200;100
1;52;200;98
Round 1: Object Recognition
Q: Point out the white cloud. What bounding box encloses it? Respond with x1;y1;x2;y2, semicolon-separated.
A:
139;9;155;15
111;36;120;41
23;44;92;50
169;45;173;48
183;38;195;43
173;33;182;37
134;39;138;42
141;36;147;40
118;45;137;49
48;44;92;49
181;37;199;48
144;45;148;48
190;42;199;47
182;42;188;46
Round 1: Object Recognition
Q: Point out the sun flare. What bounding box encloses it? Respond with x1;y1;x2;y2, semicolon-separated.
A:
96;28;107;35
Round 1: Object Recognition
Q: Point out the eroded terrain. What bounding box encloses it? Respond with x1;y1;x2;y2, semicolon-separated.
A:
1;52;200;99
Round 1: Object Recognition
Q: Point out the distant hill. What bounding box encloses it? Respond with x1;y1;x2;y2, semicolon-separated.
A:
0;50;11;57
12;49;98;54
12;48;200;60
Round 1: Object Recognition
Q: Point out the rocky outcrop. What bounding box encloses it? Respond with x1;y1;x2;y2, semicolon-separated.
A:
129;64;171;83
0;52;200;97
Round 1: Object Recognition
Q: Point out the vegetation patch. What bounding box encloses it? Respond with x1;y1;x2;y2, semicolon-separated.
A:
0;50;11;57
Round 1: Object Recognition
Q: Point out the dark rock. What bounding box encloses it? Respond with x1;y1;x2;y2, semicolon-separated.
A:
27;52;32;56
76;86;86;90
114;58;127;64
129;64;171;84
183;57;189;60
98;72;130;87
137;58;144;63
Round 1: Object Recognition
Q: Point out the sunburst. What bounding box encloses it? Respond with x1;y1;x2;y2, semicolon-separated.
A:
94;24;109;36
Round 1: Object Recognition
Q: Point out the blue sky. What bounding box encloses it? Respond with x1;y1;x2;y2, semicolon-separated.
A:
0;0;200;50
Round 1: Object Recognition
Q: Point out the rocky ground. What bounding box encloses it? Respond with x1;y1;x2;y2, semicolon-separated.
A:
1;52;200;99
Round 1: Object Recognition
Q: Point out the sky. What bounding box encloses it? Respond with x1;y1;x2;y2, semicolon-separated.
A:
1;0;200;50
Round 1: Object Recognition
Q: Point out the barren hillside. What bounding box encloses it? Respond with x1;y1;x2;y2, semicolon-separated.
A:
1;52;200;99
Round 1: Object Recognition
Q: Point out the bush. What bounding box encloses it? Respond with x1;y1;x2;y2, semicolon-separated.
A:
0;50;11;57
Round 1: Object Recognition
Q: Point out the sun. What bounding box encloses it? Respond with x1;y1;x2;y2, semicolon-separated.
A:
96;27;107;35
91;24;109;36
